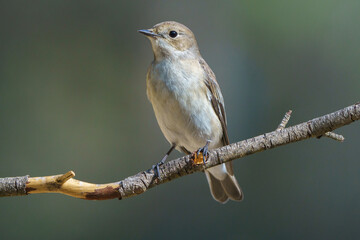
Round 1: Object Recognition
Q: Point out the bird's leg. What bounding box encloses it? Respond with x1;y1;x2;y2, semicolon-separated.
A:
152;145;176;179
193;140;211;165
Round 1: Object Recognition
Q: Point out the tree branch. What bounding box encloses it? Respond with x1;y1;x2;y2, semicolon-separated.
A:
1;103;359;200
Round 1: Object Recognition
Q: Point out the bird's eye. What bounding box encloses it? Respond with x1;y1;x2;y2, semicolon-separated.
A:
169;30;178;38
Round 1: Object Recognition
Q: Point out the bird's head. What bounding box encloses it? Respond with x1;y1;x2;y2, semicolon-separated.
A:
139;21;200;60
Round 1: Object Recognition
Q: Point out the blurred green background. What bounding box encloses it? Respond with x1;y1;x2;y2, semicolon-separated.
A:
0;1;359;239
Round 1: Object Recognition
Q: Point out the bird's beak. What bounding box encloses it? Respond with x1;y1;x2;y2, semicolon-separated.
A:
138;29;159;38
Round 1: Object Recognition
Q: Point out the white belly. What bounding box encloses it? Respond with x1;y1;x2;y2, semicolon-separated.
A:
147;59;223;152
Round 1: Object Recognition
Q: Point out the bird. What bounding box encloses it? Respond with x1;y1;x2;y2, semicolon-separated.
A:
139;21;242;203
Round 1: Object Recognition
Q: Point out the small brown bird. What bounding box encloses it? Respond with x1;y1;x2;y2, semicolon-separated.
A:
139;21;242;203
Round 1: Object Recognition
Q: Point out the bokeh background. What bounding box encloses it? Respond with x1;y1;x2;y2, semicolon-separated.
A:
1;1;359;239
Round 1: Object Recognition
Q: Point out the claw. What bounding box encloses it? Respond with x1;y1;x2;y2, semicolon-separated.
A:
152;162;163;179
192;140;211;165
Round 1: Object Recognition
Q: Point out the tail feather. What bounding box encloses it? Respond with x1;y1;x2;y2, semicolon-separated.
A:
205;163;243;203
205;171;229;203
221;174;243;201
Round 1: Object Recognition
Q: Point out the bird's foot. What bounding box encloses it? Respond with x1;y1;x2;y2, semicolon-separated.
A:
152;162;163;179
152;145;176;179
152;154;167;179
192;140;211;165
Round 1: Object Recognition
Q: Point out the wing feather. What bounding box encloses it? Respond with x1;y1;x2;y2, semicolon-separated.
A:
199;58;234;175
199;58;229;146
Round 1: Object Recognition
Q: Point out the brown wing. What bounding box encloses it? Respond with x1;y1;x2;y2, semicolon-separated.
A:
199;58;234;175
199;58;229;146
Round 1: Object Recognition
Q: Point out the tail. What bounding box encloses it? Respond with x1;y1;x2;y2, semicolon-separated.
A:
205;162;243;203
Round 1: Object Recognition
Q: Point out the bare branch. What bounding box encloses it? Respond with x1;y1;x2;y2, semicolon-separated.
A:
276;109;344;141
0;103;359;200
25;173;121;200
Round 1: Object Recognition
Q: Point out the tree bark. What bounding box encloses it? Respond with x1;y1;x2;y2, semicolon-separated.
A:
0;102;359;200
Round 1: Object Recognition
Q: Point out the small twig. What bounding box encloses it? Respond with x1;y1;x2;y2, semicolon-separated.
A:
56;171;75;185
321;132;345;142
277;110;292;130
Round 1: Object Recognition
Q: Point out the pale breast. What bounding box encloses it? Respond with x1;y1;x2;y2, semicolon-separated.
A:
146;59;223;151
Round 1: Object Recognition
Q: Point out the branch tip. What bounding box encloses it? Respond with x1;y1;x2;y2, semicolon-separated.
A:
323;132;345;142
